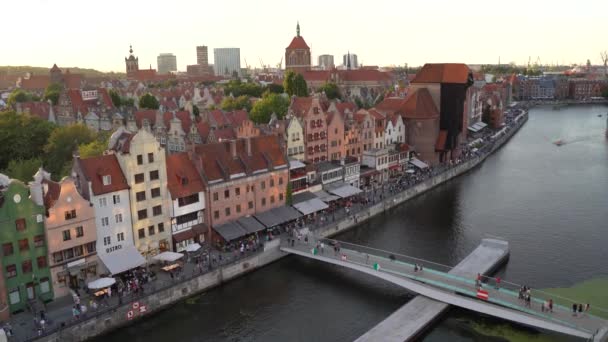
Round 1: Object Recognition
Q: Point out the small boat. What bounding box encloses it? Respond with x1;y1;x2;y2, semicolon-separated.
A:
553;140;565;146
598;114;603;117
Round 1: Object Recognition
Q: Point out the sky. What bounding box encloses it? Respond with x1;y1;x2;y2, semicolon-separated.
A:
3;0;608;72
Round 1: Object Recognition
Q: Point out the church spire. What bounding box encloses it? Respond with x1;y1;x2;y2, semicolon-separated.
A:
296;21;300;37
129;44;133;55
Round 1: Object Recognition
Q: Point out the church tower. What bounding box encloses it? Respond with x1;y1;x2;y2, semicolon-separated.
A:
285;22;311;74
125;45;139;78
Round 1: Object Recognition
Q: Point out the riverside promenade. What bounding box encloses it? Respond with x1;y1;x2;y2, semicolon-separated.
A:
11;110;529;342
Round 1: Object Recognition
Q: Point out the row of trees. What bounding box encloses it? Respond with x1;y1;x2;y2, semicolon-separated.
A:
0;110;109;182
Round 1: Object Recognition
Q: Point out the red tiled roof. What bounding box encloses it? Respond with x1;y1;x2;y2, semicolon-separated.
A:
224;110;248;126
290;97;313;116
20;75;50;90
63;73;83;89
435;130;448;151
21;101;51;120
50;64;61;72
399;88;439;119
196;122;211;141
303;70;331;82
135;110;157;128
286;36;310;49
110;131;135;153
166;152;205;198
97;88;114;108
209;109;230;127
375;97;408;114
43;179;61;209
338;69;392;82
213;127;236;141
411;63;471;84
77;154;129;195
335;102;357;115
163;111;192;133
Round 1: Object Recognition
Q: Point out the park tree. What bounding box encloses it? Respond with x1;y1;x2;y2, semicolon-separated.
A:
44;124;96;179
78;131;110;158
3;158;42;183
109;89;121;107
284;70;308;97
138;93;160;109
7;89;31;106
44;83;63;105
265;83;284;94
249;93;289;124
221;95;252;112
319;82;340;100
0;110;55;170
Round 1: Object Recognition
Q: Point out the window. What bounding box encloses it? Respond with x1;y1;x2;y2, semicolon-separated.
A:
138;209;148;220
248;201;254;209
270;179;275;187
101;217;109;227
261;181;266;190
15;218;26;232
225;207;231;216
138;229;145;239
74;245;83;257
158;223;164;233
135;173;145;184
136;191;146;202
17;240;30;254
9;288;20;304
176;212;198;225
6;265;17;278
279;177;283;185
76;226;84;238
117;233;124;242
53;252;63;263
63;209;77;220
224;189;230;199
150;170;159;181
85;242;96;253
236;204;241;213
113;194;121;204
21;260;32;274
261;198;266;206
148;152;154;163
37;256;47;269
213;211;219;219
137;154;143;165
102;175;112;186
115;213;123;223
213;192;219;201
279;193;284;201
153;205;162;216
62;230;71;241
99;197;107;207
270;195;275;204
148;225;155;236
235;187;241;196
151;187;161;198
2;243;13;256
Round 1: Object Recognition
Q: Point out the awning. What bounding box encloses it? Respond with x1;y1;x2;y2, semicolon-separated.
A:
237;216;266;234
214;221;248;241
468;122;487;132
172;223;208;243
325;182;362;198
410;158;429;169
289;159;306;170
389;164;401;170
292;191;318;204
98;246;146;275
254;206;302;228
313;190;340;203
152;251;184;262
293;197;329;215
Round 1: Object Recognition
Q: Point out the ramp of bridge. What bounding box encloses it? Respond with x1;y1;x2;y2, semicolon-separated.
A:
281;239;607;340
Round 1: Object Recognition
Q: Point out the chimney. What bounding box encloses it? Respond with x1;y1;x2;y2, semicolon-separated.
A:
246;137;252;156
230;140;237;158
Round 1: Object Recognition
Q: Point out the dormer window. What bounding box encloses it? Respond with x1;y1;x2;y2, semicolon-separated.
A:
313;107;319;114
102;175;111;185
181;177;188;186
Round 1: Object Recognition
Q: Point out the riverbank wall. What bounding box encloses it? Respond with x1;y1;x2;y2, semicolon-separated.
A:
34;112;528;342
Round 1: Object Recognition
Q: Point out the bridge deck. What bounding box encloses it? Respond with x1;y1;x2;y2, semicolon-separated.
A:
281;239;607;340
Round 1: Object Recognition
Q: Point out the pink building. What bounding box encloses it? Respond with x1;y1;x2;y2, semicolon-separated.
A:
354;110;374;153
326;111;345;161
289;95;329;163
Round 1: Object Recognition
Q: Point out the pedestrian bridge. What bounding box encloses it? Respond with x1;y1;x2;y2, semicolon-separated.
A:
281;239;608;340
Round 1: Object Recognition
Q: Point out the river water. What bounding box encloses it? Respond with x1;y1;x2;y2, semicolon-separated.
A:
104;105;608;342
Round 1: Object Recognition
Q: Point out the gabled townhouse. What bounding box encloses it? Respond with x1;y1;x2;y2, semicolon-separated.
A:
72;154;142;276
385;113;406;146
289;95;330;163
369;109;386;149
284;117;305;161
190;135;288;243
0;175;53;315
109;127;172;258
326;111;345;161
29;170;99;299
166;153;207;252
354;109;374;153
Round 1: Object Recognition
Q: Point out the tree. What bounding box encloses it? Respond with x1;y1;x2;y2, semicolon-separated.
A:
7;89;31;106
283;70;308;97
44;83;63;105
78;131;110;158
283;71;296;96
44;124;96;179
109;89;121;107
223;80;264;98
3;158;42;183
121;96;135;107
192;105;200;118
0;110;55;170
265;83;284;94
221;95;252;112
249;93;289;124
319;82;340;100
139;93;159;109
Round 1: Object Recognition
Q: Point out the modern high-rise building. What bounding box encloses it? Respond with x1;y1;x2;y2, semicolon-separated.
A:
196;46;209;67
157;53;177;74
213;48;241;77
343;53;358;69
318;55;334;70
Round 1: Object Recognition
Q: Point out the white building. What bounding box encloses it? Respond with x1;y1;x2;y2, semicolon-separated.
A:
385;114;406;145
362;148;389;183
157;53;177;75
73;154;144;275
214;48;241;77
342;157;360;188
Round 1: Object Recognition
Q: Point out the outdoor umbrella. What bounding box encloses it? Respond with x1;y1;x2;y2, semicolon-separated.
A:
185;243;202;252
152;251;184;262
87;277;116;290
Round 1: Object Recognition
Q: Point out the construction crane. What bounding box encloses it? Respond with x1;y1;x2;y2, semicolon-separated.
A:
277;56;283;70
244;58;250;70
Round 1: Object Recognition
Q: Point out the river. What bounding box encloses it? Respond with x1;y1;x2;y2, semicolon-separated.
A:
103;105;608;342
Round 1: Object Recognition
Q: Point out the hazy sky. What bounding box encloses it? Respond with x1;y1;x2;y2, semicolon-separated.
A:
4;0;607;72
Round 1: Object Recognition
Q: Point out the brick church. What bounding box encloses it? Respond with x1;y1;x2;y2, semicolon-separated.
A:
285;22;311;74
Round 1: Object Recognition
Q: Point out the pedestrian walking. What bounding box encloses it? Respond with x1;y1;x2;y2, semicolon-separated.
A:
585;303;590;313
320;242;325;254
572;303;578;316
578;304;583;316
549;299;553;313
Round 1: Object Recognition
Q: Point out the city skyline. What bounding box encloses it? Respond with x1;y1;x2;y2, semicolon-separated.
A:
3;0;608;72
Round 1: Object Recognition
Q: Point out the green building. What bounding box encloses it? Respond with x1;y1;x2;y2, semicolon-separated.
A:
0;178;53;314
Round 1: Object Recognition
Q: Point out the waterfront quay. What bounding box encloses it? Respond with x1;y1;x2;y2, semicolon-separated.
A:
12;109;528;342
